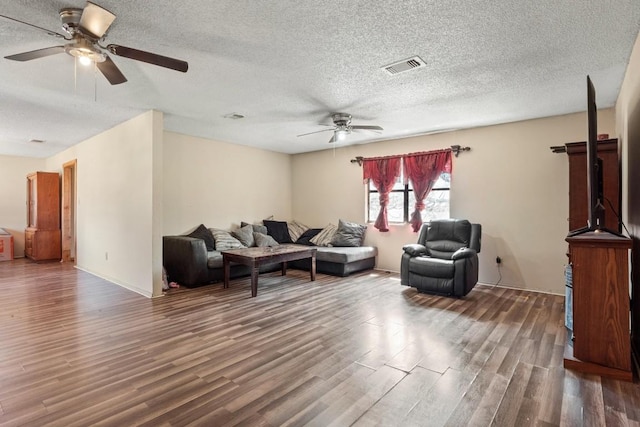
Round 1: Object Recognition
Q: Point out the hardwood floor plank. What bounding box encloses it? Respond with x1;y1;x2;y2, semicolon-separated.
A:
1;259;639;426
352;366;441;426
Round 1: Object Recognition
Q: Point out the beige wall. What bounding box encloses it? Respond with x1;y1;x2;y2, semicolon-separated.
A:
0;155;45;257
46;110;163;297
615;29;640;357
292;109;616;295
163;132;292;234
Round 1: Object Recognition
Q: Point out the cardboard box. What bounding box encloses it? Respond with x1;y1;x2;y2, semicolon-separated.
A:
0;229;14;261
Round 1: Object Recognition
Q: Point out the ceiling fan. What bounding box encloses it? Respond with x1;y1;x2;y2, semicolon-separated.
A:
297;112;383;143
0;1;188;85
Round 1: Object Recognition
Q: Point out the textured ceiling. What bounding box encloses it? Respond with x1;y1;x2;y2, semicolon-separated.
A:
1;1;639;158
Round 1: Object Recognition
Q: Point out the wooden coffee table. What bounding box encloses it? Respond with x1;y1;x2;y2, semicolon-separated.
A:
221;245;317;297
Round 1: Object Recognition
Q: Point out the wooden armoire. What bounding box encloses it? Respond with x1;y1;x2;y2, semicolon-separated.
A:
25;171;61;261
560;138;633;381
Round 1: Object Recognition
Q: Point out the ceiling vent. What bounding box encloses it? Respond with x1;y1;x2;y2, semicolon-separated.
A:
224;113;245;120
28;139;45;143
382;56;426;75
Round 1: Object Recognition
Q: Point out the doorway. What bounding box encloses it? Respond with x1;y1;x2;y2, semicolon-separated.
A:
62;159;77;263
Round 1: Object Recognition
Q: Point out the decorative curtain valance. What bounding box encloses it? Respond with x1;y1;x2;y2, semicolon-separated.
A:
362;148;453;232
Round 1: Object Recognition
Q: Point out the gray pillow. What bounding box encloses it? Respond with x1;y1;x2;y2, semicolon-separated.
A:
254;232;279;247
232;224;255;247
241;221;268;235
210;228;245;250
330;219;367;247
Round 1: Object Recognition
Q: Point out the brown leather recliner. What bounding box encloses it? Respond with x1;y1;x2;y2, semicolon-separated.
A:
401;219;482;297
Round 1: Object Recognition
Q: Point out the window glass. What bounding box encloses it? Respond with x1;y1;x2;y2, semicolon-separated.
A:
367;172;450;223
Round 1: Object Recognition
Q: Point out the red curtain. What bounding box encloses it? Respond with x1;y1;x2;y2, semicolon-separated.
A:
403;149;452;232
363;156;402;232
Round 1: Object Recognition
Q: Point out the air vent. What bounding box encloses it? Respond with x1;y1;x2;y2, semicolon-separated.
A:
382;56;426;75
28;139;45;143
224;113;245;120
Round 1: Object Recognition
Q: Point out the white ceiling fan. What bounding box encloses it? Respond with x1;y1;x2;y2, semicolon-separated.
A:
297;113;383;143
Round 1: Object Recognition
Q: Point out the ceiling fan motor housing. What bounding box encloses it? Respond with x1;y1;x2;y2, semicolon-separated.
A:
331;112;352;127
59;8;83;35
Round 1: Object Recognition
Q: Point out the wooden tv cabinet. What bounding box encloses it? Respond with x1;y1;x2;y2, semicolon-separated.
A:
564;231;632;381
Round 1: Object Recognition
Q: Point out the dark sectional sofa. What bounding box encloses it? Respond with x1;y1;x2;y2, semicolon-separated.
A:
163;234;378;288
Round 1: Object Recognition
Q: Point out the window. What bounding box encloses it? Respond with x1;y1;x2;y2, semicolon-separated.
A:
367;172;450;223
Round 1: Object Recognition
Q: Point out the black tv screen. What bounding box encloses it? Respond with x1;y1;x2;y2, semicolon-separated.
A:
586;75;603;230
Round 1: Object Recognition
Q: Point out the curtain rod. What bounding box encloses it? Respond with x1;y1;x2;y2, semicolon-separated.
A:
350;145;471;166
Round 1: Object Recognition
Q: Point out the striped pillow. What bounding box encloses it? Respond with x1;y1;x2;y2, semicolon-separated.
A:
310;223;337;247
287;220;309;242
209;228;245;250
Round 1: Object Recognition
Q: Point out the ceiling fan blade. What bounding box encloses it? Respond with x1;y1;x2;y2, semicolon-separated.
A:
328;133;337;144
96;55;127;85
79;1;116;39
351;125;384;131
297;128;335;137
0;14;67;39
107;44;188;72
5;46;65;61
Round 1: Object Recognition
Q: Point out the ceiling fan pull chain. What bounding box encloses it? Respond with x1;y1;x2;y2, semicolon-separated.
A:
94;61;98;102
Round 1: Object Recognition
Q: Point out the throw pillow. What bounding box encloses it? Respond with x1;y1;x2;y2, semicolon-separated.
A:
254;232;279;247
240;221;268;235
330;219;367;247
310;223;337;247
287;220;309;242
186;224;216;251
263;220;293;243
210;228;245;250
295;228;323;246
232;224;255;247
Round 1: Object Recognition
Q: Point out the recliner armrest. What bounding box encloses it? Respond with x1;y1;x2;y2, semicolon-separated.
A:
403;244;428;257
451;247;477;260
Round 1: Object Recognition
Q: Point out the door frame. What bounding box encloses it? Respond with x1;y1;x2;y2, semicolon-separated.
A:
62;159;77;263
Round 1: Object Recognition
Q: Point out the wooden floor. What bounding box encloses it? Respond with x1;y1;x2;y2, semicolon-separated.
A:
0;260;639;426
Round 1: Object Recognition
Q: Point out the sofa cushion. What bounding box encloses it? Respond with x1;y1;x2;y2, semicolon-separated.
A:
186;224;216;251
287;220;309;242
315;246;377;263
241;221;268;235
254;232;279;247
210;228;245;250
409;256;454;278
296;228;322;246
232;224;255;247
206;251;223;269
310;223;337;246
263;220;293;243
330;219;367;247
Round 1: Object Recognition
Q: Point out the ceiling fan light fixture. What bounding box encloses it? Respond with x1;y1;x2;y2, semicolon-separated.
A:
335;129;348;141
65;38;106;65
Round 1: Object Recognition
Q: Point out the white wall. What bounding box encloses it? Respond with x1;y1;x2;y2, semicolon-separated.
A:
0;155;45;257
46;110;163;297
163;132;292;234
292;109;616;295
615;28;640;355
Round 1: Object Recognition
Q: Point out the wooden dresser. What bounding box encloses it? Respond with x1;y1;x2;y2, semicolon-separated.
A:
25;171;61;261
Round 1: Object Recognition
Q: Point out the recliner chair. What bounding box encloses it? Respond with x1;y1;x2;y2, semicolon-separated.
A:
401;219;482;297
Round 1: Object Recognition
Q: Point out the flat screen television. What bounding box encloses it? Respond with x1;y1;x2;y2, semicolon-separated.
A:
569;76;618;236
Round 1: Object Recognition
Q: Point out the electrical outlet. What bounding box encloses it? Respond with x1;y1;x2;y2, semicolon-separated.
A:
496;256;502;264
